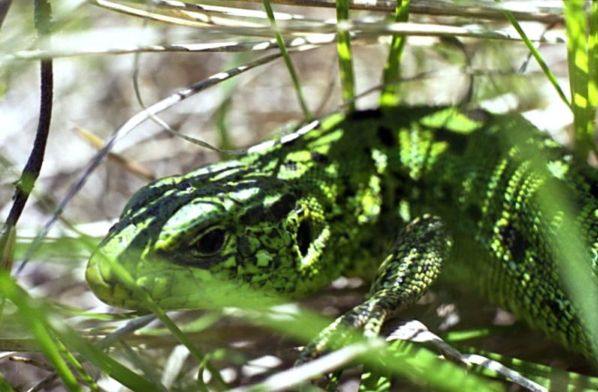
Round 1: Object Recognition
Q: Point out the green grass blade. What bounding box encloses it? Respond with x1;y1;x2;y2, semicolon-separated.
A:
564;0;595;159
335;0;355;111
0;373;14;392
262;0;312;120
380;0;410;107
442;328;493;343
89;247;225;390
589;0;598;153
58;330;163;391
502;10;571;110
0;273;81;391
201;285;501;391
0;273;163;391
58;343;98;390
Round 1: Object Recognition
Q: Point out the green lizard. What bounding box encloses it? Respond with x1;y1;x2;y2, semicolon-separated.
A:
86;105;597;360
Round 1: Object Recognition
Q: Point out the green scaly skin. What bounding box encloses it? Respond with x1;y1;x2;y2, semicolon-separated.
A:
86;106;597;357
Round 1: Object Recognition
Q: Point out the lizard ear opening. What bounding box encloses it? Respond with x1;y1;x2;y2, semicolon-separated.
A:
297;219;312;256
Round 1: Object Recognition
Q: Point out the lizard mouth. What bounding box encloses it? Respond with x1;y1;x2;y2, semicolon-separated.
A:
85;251;143;310
86;246;234;311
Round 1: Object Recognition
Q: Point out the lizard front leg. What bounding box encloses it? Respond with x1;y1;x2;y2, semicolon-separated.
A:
298;214;452;363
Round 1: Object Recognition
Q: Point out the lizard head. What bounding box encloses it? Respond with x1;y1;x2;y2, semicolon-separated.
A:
86;159;331;310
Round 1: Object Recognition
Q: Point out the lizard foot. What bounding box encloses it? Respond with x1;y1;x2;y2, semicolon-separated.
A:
296;215;452;383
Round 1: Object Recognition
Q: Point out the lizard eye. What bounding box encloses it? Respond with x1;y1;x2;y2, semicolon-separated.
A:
193;227;227;255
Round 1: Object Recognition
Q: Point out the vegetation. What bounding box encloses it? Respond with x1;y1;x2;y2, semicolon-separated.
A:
0;1;596;390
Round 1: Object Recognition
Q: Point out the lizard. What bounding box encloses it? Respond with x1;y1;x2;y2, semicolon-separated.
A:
86;105;597;362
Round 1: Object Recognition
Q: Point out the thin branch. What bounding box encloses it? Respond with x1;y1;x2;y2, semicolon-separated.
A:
0;0;53;272
93;1;567;44
4;59;53;228
231;341;383;391
243;0;564;23
1;34;340;62
386;320;546;392
97;315;156;349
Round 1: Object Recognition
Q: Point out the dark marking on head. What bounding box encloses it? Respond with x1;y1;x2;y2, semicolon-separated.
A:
311;152;329;164
270;194;297;220
348;109;383;121
158;250;225;269
240;205;267;225
377;125;396;147
239;194;297;225
175;180;193;191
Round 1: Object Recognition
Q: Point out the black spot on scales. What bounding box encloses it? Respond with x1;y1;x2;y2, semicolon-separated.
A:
438;183;454;203
499;223;527;262
238;236;252;257
311;152;329;164
435;128;468;155
348;110;383;121
341;179;356;198
393;171;416;200
542;298;563;316
377;125;396;147
284;160;298;171
466;204;482;222
465;108;491;123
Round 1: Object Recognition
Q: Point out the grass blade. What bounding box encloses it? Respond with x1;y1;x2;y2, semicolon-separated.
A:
0;373;14;392
564;0;595;159
502;9;571;111
335;0;355;111
0;273;164;391
0;273;81;391
262;0;312;120
588;0;598;153
380;0;410;107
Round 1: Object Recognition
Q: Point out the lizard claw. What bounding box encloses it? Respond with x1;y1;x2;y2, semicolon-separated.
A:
296;300;386;365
